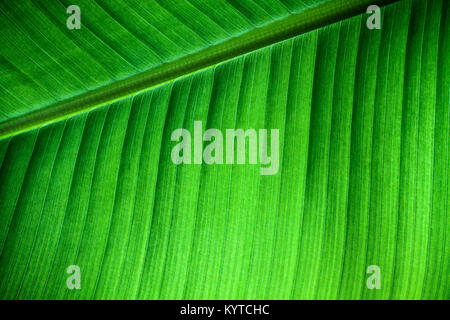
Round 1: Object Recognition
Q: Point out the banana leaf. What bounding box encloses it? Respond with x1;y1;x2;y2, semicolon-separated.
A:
0;0;448;300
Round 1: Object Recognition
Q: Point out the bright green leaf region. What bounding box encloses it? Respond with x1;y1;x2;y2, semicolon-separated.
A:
0;0;448;299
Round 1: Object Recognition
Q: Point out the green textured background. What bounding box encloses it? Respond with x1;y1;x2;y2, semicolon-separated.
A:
0;0;448;299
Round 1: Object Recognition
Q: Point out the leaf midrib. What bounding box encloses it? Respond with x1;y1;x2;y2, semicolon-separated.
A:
0;0;397;140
